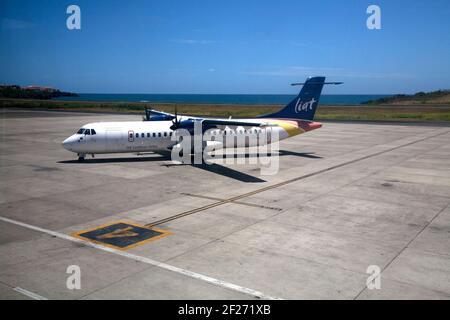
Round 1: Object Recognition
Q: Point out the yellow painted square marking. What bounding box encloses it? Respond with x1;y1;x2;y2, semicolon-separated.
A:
71;220;172;250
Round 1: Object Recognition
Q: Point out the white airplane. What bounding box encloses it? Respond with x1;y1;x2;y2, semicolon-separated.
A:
62;77;341;162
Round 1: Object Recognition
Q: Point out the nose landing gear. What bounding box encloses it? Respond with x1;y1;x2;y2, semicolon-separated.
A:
76;153;95;162
77;153;85;162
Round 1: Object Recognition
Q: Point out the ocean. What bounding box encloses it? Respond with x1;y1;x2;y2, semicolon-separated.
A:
54;94;392;105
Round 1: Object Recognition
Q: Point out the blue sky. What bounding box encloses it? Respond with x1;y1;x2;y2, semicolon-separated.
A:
1;0;449;94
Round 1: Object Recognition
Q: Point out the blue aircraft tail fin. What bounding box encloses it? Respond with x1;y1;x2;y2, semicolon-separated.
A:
259;76;341;120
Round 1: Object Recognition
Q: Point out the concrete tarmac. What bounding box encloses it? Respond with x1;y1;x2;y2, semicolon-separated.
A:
0;109;449;299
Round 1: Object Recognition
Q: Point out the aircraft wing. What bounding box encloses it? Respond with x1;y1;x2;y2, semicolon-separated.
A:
200;119;277;127
148;109;174;117
145;108;278;128
145;109;175;121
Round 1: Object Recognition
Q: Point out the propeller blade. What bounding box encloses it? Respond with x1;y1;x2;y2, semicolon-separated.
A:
171;105;179;130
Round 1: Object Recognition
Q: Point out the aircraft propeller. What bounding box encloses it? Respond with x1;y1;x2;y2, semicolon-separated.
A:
170;106;180;130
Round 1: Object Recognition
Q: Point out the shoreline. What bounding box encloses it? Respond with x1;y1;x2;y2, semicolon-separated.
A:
3;108;450;127
1;98;449;122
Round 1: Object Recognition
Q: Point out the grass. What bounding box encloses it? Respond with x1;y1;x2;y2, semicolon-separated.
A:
1;98;450;122
314;106;450;122
363;90;450;105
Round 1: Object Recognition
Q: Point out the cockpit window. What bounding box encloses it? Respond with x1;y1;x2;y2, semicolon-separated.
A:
85;129;91;135
91;129;96;135
77;128;85;134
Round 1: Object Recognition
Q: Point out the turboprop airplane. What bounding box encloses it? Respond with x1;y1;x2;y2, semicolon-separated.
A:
62;76;342;162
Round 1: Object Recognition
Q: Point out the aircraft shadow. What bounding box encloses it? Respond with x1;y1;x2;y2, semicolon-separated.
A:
163;161;267;183
216;150;323;159
58;156;167;164
278;150;323;159
58;150;321;183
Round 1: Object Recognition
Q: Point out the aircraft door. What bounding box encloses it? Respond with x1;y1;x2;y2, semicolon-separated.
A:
128;130;134;142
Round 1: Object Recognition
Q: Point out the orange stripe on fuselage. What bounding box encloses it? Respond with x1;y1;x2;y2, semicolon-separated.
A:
264;119;322;137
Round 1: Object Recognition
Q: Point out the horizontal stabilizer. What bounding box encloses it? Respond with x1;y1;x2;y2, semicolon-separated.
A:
259;76;340;121
291;82;343;86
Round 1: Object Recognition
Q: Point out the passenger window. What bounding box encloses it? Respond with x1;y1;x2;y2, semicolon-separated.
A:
147;133;150;138
152;133;156;137
85;129;91;135
158;133;161;137
163;132;167;137
141;133;144;138
136;133;139;138
91;129;96;135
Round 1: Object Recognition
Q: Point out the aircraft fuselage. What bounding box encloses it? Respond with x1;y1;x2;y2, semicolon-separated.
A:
62;118;314;156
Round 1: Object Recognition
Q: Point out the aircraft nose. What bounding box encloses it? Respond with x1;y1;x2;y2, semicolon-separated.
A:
62;138;70;150
62;136;75;151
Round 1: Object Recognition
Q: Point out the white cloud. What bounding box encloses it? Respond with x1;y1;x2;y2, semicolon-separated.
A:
240;66;412;79
171;39;216;45
241;66;343;76
289;41;309;47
